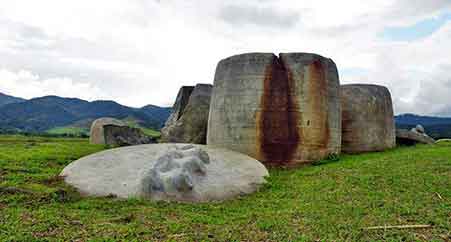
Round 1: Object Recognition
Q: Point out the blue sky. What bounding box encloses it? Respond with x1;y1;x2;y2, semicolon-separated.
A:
382;12;451;41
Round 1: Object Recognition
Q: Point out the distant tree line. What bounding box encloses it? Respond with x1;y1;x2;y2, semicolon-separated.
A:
0;128;89;138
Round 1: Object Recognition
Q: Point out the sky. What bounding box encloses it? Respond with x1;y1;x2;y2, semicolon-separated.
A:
0;0;450;116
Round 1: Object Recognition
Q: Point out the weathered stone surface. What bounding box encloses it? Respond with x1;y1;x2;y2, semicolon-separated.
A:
341;84;396;153
161;84;212;144
396;128;435;145
89;117;126;144
207;53;341;167
412;124;425;134
103;124;156;146
60;144;268;202
163;86;194;128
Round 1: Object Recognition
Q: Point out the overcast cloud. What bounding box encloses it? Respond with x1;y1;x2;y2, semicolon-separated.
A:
0;0;450;115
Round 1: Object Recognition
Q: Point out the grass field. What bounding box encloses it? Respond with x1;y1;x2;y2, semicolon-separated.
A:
46;127;89;136
138;128;161;139
0;136;450;241
122;118;162;139
45;125;161;139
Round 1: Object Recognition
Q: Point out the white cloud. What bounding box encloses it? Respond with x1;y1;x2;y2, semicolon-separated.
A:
0;0;450;114
0;69;110;101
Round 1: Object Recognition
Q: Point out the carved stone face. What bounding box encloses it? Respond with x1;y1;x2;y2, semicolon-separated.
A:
141;145;210;196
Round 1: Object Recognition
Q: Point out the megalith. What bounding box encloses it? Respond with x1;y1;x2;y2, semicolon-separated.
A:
90;117;126;144
207;53;341;167
103;124;156;146
396;125;435;145
161;84;213;144
60;144;268;202
340;84;396;153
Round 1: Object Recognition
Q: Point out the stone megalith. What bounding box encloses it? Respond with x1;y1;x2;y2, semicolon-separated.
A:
396;126;435;145
90;117;126;144
103;125;156;146
60;144;269;202
413;124;425;134
340;84;396;153
161;84;212;144
207;53;341;167
163;86;194;129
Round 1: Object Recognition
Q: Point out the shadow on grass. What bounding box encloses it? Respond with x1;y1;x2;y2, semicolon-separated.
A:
312;153;340;166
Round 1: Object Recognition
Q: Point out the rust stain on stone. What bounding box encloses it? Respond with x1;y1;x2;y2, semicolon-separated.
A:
256;55;300;165
305;59;330;149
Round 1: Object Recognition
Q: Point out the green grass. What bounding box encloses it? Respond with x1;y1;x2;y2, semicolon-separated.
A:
436;139;451;145
0;136;450;241
122;118;161;138
46;127;89;136
139;127;161;138
46;124;161;139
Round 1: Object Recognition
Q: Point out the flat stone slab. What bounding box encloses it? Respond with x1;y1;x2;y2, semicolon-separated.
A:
396;129;435;145
60;144;269;202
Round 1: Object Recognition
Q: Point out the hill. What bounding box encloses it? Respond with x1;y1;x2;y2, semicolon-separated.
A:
395;113;451;126
0;95;171;133
140;104;172;124
395;113;451;139
3;93;451;139
0;92;25;107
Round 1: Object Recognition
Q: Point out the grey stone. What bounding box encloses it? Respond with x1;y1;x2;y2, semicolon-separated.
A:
161;84;212;144
163;86;194;129
89;117;126;144
207;52;341;167
103;124;156;146
396;129;435;145
141;146;210;195
341;84;396;153
60;144;269;202
412;124;425;134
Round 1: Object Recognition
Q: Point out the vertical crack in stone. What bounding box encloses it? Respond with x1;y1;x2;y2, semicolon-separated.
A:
257;55;300;165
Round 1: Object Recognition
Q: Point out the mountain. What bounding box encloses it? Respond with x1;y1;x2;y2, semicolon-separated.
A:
140;105;173;126
395;113;451;139
4;93;449;139
0;95;172;133
0;92;25;107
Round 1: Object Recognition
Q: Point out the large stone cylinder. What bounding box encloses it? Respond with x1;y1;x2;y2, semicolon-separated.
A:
341;84;395;153
207;52;341;167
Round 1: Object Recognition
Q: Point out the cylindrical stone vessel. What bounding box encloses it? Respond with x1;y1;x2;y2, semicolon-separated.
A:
207;52;341;167
341;84;396;153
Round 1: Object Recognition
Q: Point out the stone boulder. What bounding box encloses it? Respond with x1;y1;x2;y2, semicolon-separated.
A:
103;125;156;146
163;86;194;128
161;84;212;144
396;128;435;145
60;144;268;202
90;118;126;144
411;124;425;134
